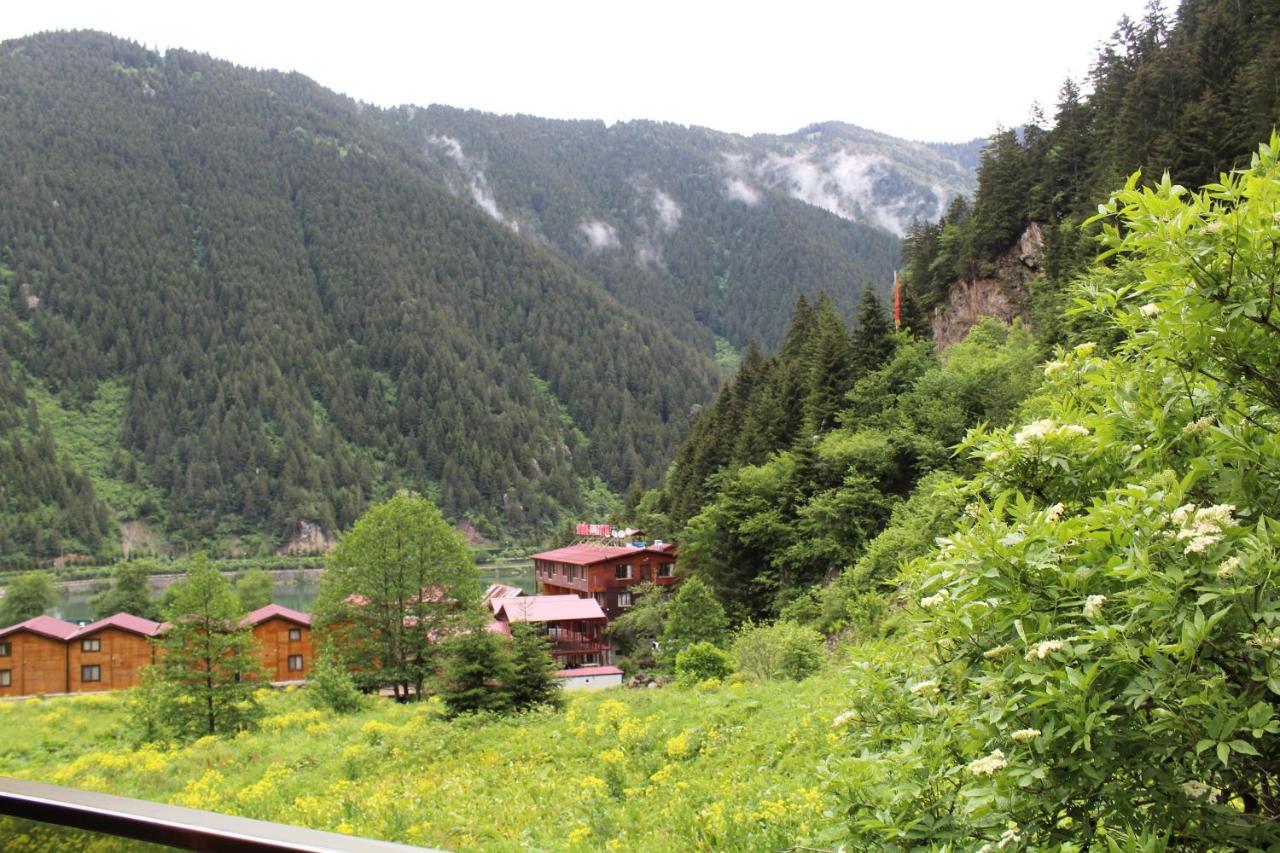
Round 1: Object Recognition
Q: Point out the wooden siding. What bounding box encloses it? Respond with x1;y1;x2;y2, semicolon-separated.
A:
533;551;677;619
252;618;313;682
68;628;155;693
0;632;69;697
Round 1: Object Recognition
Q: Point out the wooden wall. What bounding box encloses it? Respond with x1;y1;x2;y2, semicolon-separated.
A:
68;628;155;693
0;632;69;697
251;618;313;682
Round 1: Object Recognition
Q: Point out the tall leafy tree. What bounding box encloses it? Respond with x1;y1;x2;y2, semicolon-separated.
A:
0;571;56;624
316;492;479;701
234;568;274;613
91;560;159;620
661;576;728;665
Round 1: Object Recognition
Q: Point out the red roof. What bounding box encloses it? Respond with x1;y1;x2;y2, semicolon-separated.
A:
529;544;648;565
482;583;525;605
242;604;312;627
71;613;163;639
492;595;606;623
0;614;80;641
555;665;624;678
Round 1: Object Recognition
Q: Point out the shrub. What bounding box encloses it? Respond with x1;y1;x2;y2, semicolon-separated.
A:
308;646;365;715
674;642;734;685
731;621;825;681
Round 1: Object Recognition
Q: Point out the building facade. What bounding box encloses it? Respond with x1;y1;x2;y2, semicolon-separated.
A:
530;543;677;619
0;616;79;697
489;594;611;669
244;604;313;682
68;614;163;693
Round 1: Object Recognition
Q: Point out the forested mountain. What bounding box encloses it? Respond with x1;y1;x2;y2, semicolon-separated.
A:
0;28;984;564
397;109;976;349
0;32;720;562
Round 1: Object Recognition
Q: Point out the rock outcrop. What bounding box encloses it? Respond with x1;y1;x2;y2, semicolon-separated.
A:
931;222;1044;350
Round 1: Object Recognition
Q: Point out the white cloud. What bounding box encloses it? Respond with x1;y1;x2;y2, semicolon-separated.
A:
651;189;682;232
425;134;518;231
723;177;762;206
579;219;620;251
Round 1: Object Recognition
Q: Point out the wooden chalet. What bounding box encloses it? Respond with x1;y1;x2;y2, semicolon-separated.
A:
68;613;163;692
488;594;610;668
530;542;678;619
243;604;313;682
0;615;79;697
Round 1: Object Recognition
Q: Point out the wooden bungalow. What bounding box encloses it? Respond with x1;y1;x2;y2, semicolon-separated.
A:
488;594;611;668
0;615;78;697
530;542;678;619
68;613;163;692
243;604;313;682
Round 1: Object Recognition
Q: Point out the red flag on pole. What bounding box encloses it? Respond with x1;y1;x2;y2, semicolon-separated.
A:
892;270;902;329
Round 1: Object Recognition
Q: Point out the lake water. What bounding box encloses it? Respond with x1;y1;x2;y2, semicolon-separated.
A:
51;562;536;623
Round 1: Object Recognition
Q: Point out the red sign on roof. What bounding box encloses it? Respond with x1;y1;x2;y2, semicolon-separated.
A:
575;522;612;537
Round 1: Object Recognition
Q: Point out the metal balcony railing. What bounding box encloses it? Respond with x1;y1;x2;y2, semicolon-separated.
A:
0;776;431;851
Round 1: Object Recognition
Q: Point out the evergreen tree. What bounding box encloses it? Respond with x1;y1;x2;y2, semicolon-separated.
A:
439;629;513;716
505;623;561;710
803;297;854;435
850;289;896;378
152;553;264;739
91;560;160;620
661;576;728;665
0;571;56;624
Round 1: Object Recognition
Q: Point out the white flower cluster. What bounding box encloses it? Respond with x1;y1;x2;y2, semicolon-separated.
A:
1025;639;1064;661
1045;502;1065;523
1083;594;1106;619
983;644;1013;659
1217;556;1240;579
1247;629;1280;649
985;449;1004;463
1010;728;1041;743
830;710;858;728
1074;341;1096;355
967;749;1008;777
909;680;940;696
1013;419;1090;446
1171;503;1237;554
1139;302;1162;317
977;828;1023;853
1182;780;1219;802
1181;414;1216;436
1043;360;1067;377
920;589;951;609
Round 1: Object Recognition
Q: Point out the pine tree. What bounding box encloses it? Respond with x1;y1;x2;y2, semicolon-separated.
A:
152;553;264;739
440;629;513;716
803;298;854;435
505;623;561;710
850;289;896;378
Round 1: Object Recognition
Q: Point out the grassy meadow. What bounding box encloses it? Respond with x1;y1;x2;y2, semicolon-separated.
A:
0;645;920;851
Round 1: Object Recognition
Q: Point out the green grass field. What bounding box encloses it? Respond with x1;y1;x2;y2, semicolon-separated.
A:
0;648;914;851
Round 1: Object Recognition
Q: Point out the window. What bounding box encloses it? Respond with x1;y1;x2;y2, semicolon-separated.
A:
0;642;10;657
81;665;101;683
617;590;633;609
81;638;101;653
0;670;10;687
288;627;302;641
658;563;674;578
614;563;633;580
287;655;304;672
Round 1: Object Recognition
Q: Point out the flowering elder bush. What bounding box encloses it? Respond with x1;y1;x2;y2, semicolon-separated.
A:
881;143;1280;849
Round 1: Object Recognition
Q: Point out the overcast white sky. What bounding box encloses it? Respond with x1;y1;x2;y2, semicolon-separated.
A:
2;1;1156;142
